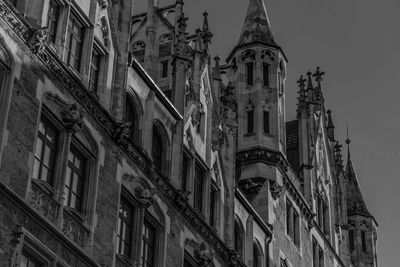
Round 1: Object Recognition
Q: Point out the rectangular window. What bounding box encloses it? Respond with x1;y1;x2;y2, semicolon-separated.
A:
247;110;254;133
64;146;86;212
263;63;270;86
116;196;134;257
286;199;300;247
20;249;44;267
32;118;58;185
47;1;60;44
263;111;270;133
316;195;329;235
89;48;101;93
66;13;84;72
161;60;168;78
193;162;204;213
141;220;156;267
361;230;367;251
246;62;253;86
349;229;355;252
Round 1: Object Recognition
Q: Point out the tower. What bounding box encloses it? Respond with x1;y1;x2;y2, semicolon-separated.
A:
228;0;287;220
345;137;378;267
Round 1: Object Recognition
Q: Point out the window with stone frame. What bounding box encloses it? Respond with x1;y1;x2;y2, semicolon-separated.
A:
152;126;163;171
316;193;329;237
263;62;270;86
286;198;300;247
209;181;219;228
361;230;367;252
19;249;44;267
263;110;270;134
193;161;205;213
312;238;324;267
349;228;355;252
32;117;58;186
116;195;135;258
181;152;190;191
66;12;85;72
141;219;157;267
63;145;86;212
246;62;254;86
89;45;102;94
47;0;60;45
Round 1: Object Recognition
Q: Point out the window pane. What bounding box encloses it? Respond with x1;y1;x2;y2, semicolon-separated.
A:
246;62;253;85
142;220;156;267
349;229;355;251
194;163;204;212
64;147;86;211
263;111;270;133
247;110;254;133
263;63;270;86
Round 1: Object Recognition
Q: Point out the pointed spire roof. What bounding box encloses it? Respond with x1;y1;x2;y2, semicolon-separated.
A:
237;0;277;47
345;132;374;219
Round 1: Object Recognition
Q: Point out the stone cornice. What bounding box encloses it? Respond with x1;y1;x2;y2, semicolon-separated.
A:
236;148;314;221
0;1;243;266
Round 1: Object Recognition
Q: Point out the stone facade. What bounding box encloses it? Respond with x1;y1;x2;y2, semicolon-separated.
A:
0;0;377;267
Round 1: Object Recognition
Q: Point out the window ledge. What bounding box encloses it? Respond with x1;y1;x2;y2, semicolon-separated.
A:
63;206;87;225
31;178;56;197
244;132;256;137
262;132;273;138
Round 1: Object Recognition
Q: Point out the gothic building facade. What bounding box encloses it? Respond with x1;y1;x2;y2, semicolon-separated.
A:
0;0;378;267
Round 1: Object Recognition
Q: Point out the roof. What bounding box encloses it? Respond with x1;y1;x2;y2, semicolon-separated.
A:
345;150;375;221
237;0;277;47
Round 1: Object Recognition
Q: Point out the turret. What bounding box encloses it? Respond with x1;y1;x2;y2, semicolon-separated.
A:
345;133;378;267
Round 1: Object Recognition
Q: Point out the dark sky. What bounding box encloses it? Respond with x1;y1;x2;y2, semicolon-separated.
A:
134;1;400;265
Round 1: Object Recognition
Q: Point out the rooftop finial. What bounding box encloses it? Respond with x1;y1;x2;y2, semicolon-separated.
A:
346;124;351;159
202;11;209;31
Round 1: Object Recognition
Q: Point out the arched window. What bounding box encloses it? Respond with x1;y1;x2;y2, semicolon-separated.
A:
125;94;140;144
253;241;263;267
234;217;245;257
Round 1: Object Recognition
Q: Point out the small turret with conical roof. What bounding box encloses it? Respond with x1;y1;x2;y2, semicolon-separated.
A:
345;129;378;267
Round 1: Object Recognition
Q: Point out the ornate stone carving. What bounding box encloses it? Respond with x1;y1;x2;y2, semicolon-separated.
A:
62;208;89;248
61;103;84;132
137;189;155;208
211;125;224;151
112;121;132;144
28;27;48;55
97;0;108;9
30;181;58;224
270;180;284;200
185;127;194;149
191;102;204;128
238;179;264;195
100;16;110;47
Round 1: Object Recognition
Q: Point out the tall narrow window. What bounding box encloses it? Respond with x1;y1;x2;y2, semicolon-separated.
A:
286;199;300;247
47;1;60;44
263;63;270;86
116;196;134;257
193;162;204;213
247;109;254;133
152;128;163;171
181;154;189;191
316;195;329;235
246;62;254;86
361;230;367;252
64;146;86;212
161;60;168;78
141;220;156;267
210;186;218;227
349;229;355;252
89;49;101;93
312;239;324;267
66;14;84;71
263;111;270;134
32;118;58;185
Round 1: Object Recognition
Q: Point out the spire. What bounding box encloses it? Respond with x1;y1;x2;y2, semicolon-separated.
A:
202;11;209;32
345;127;373;219
326;110;335;141
237;0;277;47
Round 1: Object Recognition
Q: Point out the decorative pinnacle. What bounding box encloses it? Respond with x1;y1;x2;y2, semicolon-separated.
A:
313;66;325;82
345;124;351;145
306;71;314;90
297;75;306;89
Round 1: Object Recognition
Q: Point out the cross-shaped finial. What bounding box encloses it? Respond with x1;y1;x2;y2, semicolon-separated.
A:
297;75;306;89
313;67;325;82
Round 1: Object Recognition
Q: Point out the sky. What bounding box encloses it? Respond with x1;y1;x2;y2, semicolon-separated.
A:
133;0;400;266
